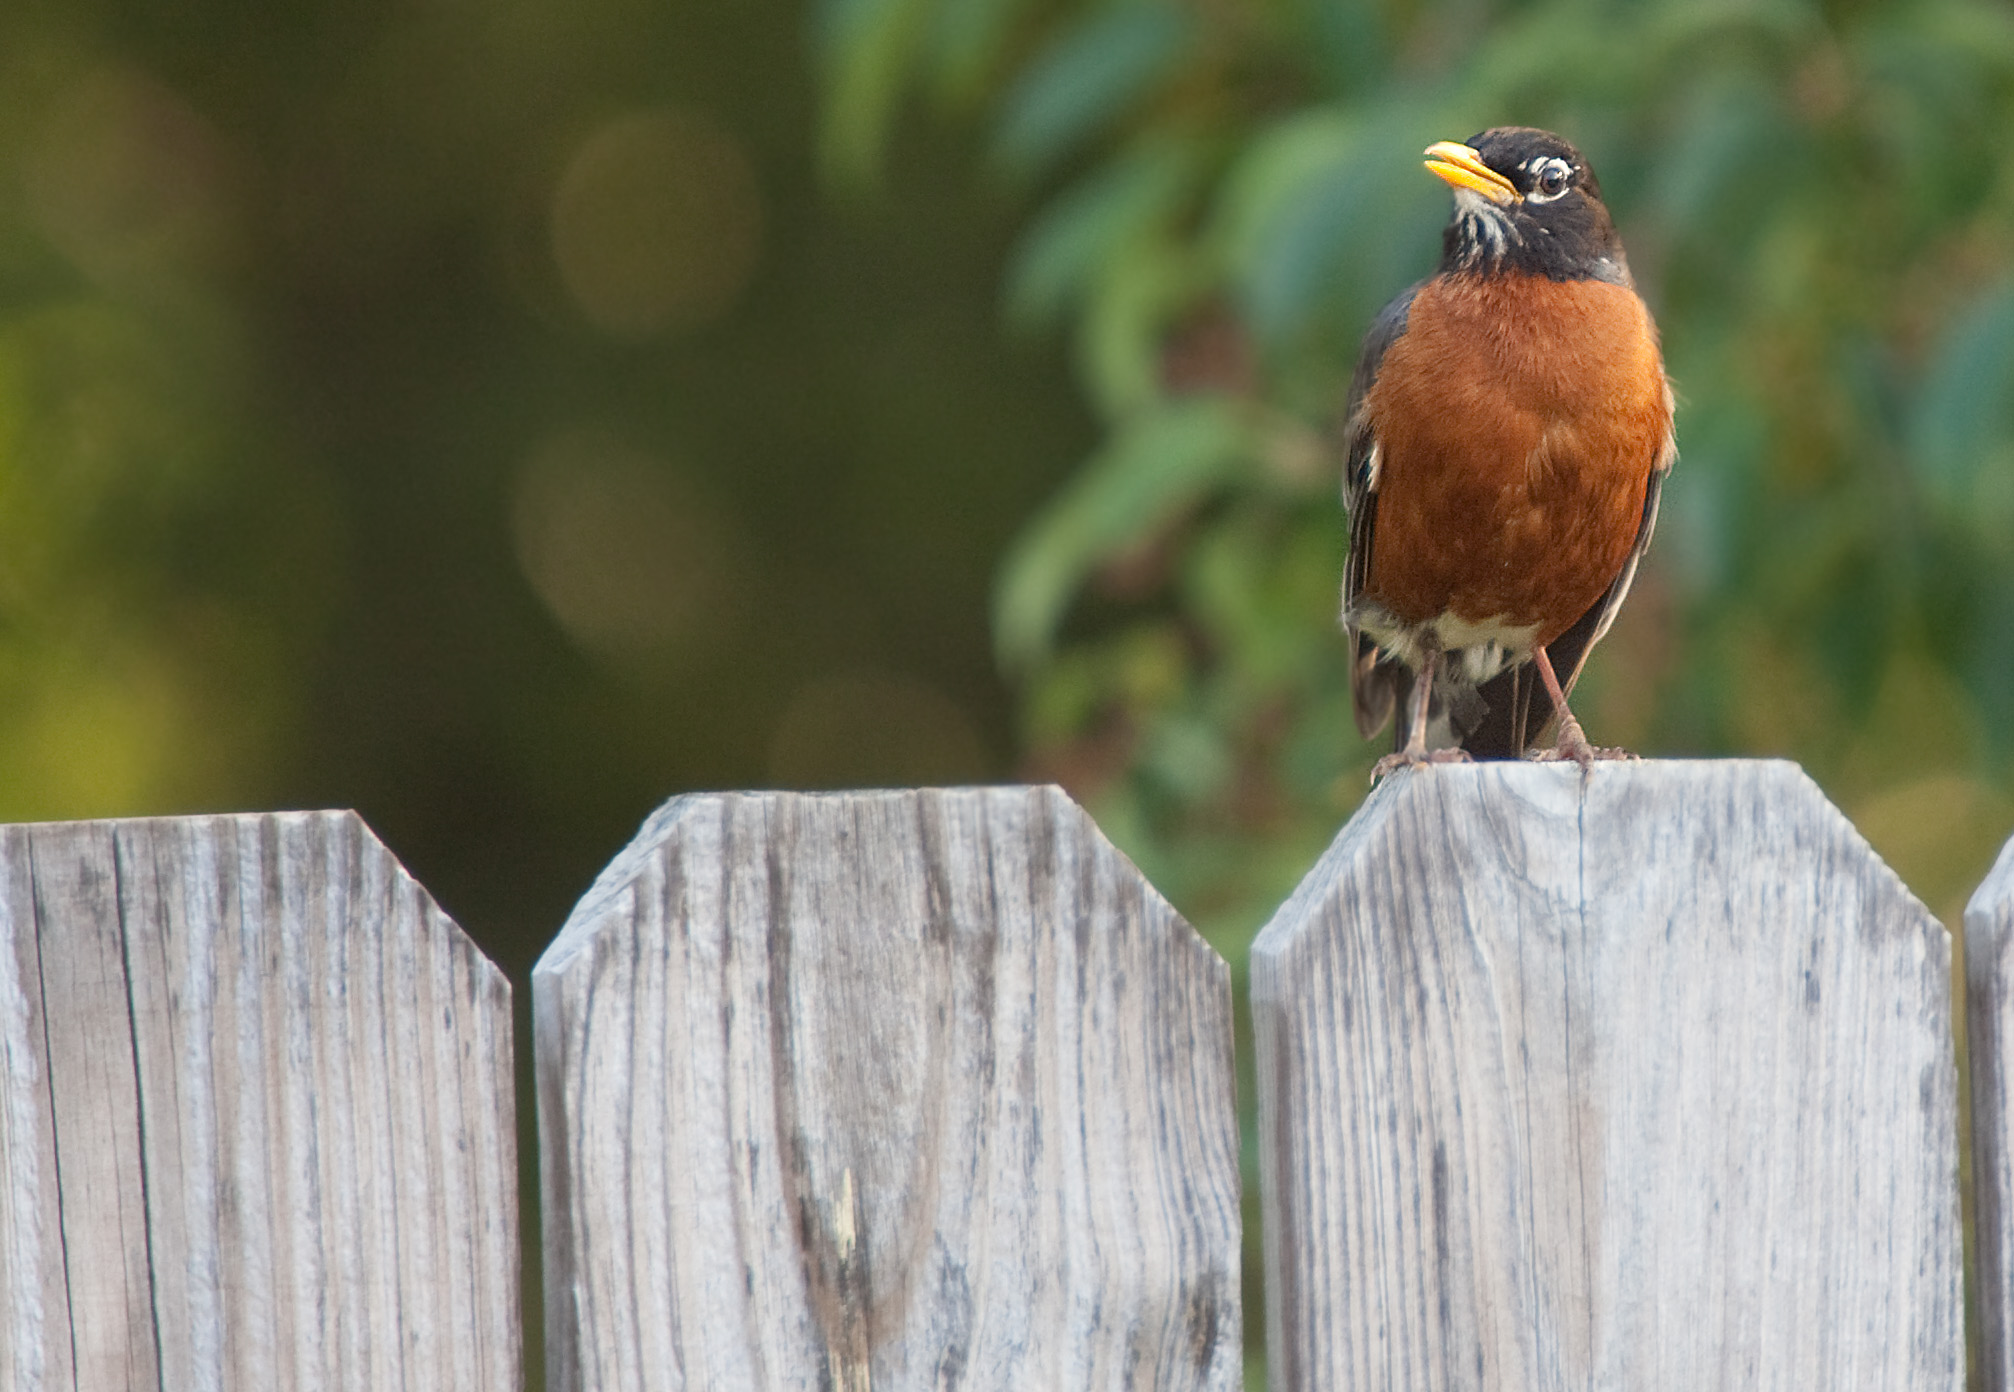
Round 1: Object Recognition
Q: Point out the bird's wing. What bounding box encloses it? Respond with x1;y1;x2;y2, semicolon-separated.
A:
1561;411;1675;691
1342;283;1420;740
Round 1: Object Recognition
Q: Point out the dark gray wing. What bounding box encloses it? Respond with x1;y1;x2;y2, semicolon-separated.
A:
1342;283;1420;741
1562;420;1672;691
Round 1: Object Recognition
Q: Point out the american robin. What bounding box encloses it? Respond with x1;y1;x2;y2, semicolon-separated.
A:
1341;126;1674;775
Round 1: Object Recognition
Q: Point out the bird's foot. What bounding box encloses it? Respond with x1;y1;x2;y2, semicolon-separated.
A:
1524;717;1637;772
1527;744;1639;767
1370;747;1473;783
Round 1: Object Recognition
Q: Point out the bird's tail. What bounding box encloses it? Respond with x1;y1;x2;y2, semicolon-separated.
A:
1460;600;1607;758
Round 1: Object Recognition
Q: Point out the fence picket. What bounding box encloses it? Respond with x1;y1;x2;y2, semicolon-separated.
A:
0;764;1997;1386
1253;760;1961;1390
1969;833;2014;1390
533;785;1242;1391
0;812;519;1392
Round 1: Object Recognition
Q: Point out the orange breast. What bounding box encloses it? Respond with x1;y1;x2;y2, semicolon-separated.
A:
1363;273;1671;648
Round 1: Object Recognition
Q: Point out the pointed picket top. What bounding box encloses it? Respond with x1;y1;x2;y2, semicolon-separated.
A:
534;785;1242;1391
1968;832;2014;1391
0;810;518;1391
1254;759;1959;1392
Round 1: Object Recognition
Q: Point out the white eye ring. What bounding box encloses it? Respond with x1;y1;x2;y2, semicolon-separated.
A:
1528;157;1574;203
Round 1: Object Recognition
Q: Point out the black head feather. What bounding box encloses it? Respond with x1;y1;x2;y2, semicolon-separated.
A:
1437;127;1631;285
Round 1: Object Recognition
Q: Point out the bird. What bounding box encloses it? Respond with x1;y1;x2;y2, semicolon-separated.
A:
1340;126;1674;776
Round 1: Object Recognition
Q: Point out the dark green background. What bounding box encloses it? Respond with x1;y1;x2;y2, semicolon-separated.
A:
0;0;1096;939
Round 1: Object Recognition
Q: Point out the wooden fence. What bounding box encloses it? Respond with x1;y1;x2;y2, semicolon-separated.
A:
0;760;2006;1389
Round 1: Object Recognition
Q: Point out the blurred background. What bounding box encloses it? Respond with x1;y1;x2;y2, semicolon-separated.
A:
5;0;2014;1381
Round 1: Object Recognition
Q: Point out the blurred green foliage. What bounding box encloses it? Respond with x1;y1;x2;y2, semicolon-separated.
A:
815;0;2014;942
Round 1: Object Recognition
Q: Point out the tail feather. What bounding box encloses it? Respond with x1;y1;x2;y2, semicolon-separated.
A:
1390;668;1485;754
1462;599;1608;758
1350;631;1398;740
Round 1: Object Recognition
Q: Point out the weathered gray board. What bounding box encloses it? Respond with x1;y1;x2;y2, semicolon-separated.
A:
534;785;1241;1391
1970;831;2014;1391
1254;759;1960;1390
0;811;519;1391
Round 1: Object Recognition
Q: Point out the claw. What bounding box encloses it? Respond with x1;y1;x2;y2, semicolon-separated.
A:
1525;713;1638;773
1370;746;1474;783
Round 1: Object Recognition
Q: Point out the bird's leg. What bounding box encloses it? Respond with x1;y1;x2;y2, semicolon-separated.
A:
1369;649;1472;781
1399;649;1437;759
1530;645;1591;766
1526;645;1637;770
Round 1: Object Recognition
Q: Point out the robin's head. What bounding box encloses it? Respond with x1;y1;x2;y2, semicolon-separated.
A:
1423;127;1631;285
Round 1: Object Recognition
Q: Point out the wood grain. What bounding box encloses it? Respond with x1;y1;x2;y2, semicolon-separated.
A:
1253;760;1960;1391
1969;830;2014;1390
0;811;518;1391
534;785;1241;1391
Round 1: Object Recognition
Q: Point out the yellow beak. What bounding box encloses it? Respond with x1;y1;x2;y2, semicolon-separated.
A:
1423;141;1516;205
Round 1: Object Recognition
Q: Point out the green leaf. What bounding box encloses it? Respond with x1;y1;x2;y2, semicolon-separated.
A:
1649;73;1794;256
815;0;936;185
994;396;1250;668
1211;107;1359;265
1909;281;2014;522
992;3;1193;179
1457;1;1615;109
1074;234;1205;418
1005;137;1201;331
1210;106;1440;346
1914;0;2014;74
928;0;1031;100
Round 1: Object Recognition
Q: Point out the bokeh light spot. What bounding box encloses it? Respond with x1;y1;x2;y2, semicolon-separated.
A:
767;670;990;789
549;108;763;338
25;66;235;282
512;428;743;660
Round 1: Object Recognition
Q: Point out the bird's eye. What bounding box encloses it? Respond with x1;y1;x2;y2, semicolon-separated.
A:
1529;158;1574;202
